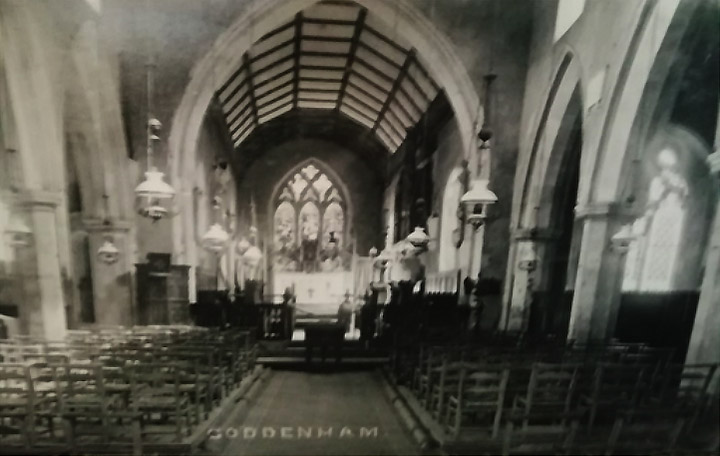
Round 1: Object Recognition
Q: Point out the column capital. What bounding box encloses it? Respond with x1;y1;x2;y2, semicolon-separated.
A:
19;189;63;210
573;202;618;219
573;202;637;221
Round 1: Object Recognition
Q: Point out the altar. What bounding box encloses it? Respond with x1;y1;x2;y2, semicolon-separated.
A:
274;271;353;316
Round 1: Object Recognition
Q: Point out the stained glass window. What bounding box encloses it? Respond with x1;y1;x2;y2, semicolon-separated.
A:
272;163;347;273
622;149;687;292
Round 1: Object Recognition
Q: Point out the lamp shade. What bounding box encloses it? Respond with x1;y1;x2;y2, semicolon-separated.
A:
611;224;635;251
236;237;251;255
201;223;229;252
406;226;430;249
460;179;497;228
138;204;169;221
374;248;392;267
243;245;263;268
135;169;175;200
97;238;120;265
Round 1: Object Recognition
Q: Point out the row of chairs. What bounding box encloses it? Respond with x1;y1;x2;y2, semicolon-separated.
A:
0;325;258;453
403;341;718;455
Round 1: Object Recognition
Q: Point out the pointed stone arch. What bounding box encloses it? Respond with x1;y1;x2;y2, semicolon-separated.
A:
168;0;482;269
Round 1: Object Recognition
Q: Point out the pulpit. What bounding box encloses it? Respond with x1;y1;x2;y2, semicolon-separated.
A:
135;254;190;325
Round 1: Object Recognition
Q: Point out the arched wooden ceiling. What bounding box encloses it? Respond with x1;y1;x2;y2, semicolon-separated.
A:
214;0;441;154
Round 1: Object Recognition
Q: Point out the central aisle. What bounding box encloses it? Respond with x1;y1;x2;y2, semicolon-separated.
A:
220;369;420;456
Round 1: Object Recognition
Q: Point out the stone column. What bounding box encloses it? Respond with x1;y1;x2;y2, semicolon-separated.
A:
685;151;720;373
567;203;627;344
18;192;68;340
503;230;543;332
84;219;134;327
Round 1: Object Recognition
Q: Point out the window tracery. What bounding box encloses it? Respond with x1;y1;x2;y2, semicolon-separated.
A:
273;164;348;273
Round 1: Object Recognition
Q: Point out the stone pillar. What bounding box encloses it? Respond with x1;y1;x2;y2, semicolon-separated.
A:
685;152;720;373
504;231;542;332
18;192;68;340
567;203;627;344
84;219;134;327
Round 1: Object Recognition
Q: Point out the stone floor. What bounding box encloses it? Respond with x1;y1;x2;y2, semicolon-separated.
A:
218;369;419;456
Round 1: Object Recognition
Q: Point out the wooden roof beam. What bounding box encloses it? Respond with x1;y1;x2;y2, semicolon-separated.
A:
292;12;302;109
372;51;413;134
336;8;366;111
243;54;261;129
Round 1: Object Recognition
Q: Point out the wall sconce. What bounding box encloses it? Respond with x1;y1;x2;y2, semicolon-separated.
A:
5;210;33;247
611;224;635;253
97;236;120;265
236;237;251;255
373;247;392;272
460;179;498;230
201;197;230;253
406;226;430;252
518;258;537;272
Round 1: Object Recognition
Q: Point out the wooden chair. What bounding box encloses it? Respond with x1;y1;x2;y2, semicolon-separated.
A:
511;363;581;429
581;363;648;430
50;363;125;446
154;349;212;424
603;406;686;455
0;363;43;448
646;363;718;431
128;363;193;441
427;350;469;419
445;365;510;440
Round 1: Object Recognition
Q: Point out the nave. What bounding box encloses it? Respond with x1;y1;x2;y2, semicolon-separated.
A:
2;323;718;455
0;0;719;454
212;369;419;456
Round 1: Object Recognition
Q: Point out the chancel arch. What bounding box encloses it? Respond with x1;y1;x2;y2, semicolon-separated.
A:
169;0;483;272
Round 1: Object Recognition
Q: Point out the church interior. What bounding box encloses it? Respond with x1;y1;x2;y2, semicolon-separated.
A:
0;0;718;454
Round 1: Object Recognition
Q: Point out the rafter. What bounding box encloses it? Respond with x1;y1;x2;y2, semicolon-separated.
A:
250;38;294;65
303;17;355;26
253;54;294;78
339;103;376;125
259;101;293;120
354;57;395;84
299;76;344;83
343;91;379;115
303;35;352;43
292;12;302;109
336;8;366;110
363;25;407;54
357;41;402;69
258;20;294;43
346;80;384;105
372;51;413;133
257;87;294;111
243;54;260;128
217;2;443;156
254;67;295;92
